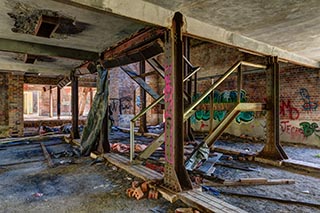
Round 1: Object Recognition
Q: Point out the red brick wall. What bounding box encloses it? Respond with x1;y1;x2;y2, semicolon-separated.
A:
8;73;24;137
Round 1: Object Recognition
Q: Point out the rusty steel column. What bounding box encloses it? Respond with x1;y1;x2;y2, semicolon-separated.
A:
49;86;53;118
163;12;193;192
71;74;80;139
183;36;194;141
57;87;61;119
258;56;287;160
139;60;148;134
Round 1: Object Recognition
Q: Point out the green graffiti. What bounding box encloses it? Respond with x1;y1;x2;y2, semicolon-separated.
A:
299;122;320;137
195;110;210;121
191;90;253;123
236;112;255;123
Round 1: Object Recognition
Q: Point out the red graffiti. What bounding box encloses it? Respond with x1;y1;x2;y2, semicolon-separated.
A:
280;120;304;139
164;62;174;164
280;100;300;120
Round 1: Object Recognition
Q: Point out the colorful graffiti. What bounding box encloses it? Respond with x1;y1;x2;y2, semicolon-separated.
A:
280;99;300;120
299;88;318;111
191;90;254;124
299;122;320;138
280;120;304;139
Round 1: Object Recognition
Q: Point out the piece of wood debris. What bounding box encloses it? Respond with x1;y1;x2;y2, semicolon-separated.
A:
203;178;295;187
40;142;54;167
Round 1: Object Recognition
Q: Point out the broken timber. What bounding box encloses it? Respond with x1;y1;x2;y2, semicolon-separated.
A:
40;142;54;167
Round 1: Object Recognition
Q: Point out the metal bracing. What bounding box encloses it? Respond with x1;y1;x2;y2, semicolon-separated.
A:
183;36;195;141
163;12;193;192
258;56;288;160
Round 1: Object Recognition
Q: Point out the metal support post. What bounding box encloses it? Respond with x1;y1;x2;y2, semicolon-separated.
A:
57;87;61;119
258;56;287;160
183;36;194;141
163;12;193;192
139;60;148;134
71;73;80;139
49;86;53;118
237;65;242;103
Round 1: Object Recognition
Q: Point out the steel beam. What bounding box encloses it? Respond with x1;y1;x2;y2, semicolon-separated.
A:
57;87;61;119
258;56;288;160
183;36;194;141
71;74;80;139
0;37;99;61
0;60;70;75
163;12;192;192
138;60;148;134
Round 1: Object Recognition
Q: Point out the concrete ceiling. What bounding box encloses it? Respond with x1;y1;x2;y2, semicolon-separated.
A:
0;0;319;77
145;0;320;61
0;0;149;76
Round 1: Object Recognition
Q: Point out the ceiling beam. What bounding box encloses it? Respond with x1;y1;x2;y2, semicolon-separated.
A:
63;0;320;68
0;37;100;61
0;60;70;75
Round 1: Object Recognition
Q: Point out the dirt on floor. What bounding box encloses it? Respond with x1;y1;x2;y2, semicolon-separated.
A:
0;138;187;212
0;132;320;213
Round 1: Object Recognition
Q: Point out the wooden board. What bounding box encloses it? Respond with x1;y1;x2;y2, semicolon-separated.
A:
179;189;247;213
282;159;320;174
204;178;295;187
103;153;163;181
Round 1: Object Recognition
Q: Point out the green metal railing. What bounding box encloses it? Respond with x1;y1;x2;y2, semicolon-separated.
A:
183;61;266;121
130;94;164;161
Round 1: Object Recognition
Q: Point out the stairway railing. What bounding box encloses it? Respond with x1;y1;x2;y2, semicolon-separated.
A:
184;61;266;121
129;94;164;161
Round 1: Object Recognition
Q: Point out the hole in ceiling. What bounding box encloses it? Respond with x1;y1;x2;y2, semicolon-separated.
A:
7;1;90;39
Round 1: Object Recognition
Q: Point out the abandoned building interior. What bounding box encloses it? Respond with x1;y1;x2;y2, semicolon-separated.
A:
0;0;320;212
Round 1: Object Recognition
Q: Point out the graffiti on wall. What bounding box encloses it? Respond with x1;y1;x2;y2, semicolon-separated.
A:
280;99;300;120
191;90;254;124
109;96;133;118
280;120;320;141
280;120;304;139
299;88;318;111
299;122;320;138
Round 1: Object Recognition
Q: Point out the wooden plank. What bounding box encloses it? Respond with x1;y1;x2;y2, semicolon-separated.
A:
204;178;295;187
156;186;179;203
139;133;164;159
239;178;267;184
179;192;227;213
40;142;54;167
179;189;247;213
104;153;163;181
282;159;320;175
190;190;247;213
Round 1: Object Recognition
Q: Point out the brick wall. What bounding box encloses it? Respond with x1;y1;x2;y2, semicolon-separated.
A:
8;73;24;137
109;63;163;128
189;42;320;147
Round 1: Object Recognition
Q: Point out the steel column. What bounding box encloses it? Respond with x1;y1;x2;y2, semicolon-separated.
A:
163;12;193;192
57;87;61;119
49;86;53;118
258;56;287;160
139;60;148;134
183;36;194;141
71;74;80;139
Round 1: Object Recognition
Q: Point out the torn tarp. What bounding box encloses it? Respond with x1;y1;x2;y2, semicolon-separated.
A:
185;142;210;171
80;65;109;155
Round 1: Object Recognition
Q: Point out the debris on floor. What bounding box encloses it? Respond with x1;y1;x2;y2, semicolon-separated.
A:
126;181;159;200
